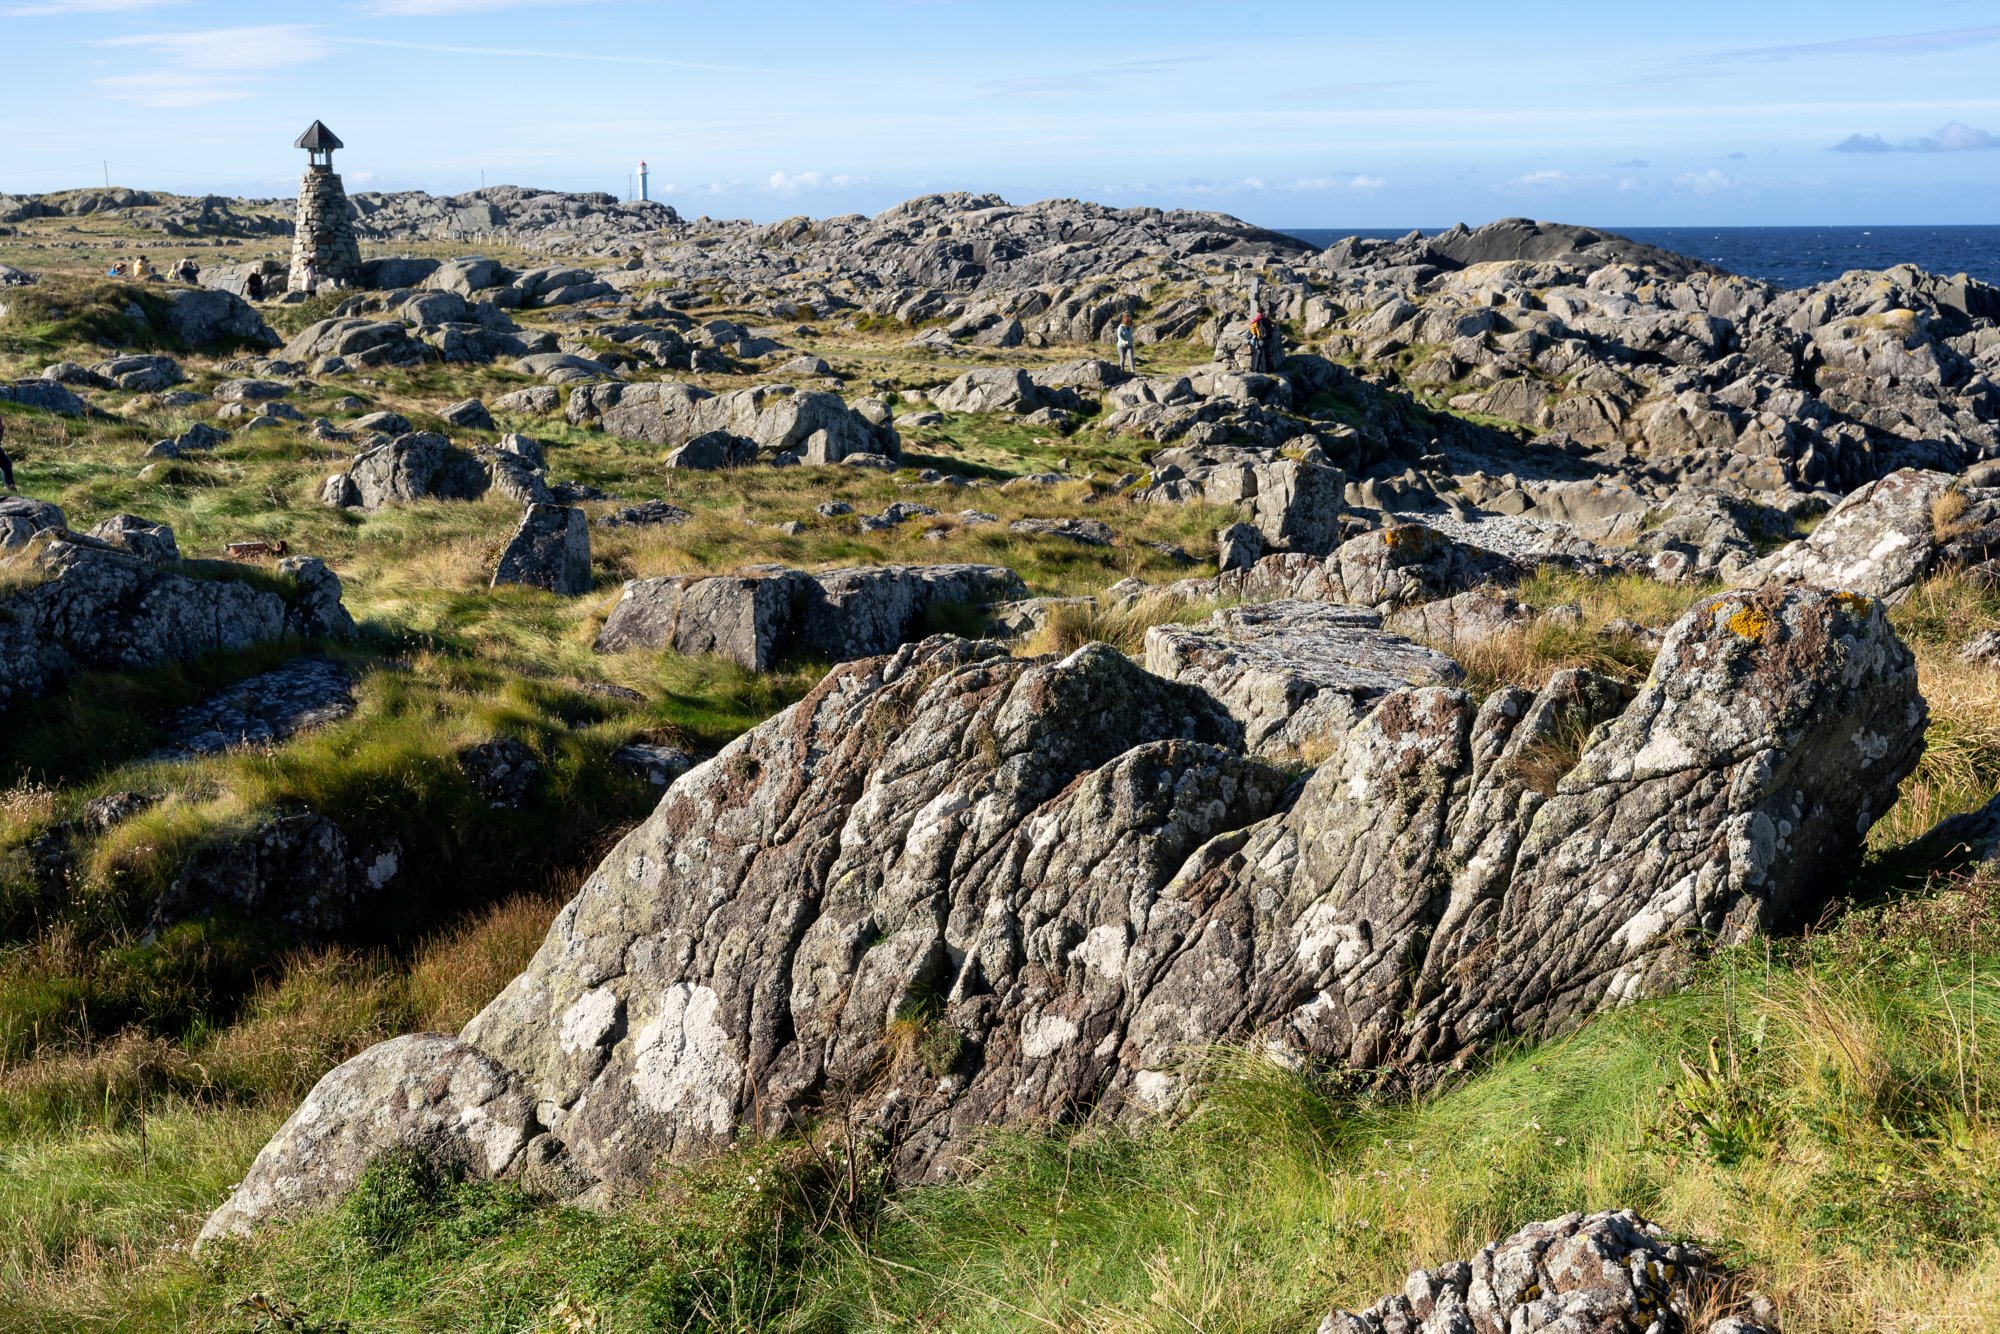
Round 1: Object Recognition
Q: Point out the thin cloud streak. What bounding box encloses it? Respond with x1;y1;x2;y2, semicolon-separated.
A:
341;36;771;73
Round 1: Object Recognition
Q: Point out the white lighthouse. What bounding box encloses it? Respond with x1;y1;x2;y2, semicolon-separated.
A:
638;159;649;202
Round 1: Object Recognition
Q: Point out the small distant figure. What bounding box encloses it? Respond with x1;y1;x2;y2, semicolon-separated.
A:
1247;308;1271;373
1260;307;1284;372
1115;312;1136;373
0;417;16;491
132;254;154;280
299;261;319;297
107;260;126;278
170;257;201;284
244;270;265;302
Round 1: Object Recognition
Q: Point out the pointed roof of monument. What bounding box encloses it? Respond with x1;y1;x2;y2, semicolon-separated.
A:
294;121;344;152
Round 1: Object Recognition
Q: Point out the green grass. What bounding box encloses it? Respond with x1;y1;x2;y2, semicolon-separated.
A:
3;873;1993;1332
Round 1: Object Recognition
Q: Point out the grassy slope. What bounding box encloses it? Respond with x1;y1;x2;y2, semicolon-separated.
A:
0;234;1997;1330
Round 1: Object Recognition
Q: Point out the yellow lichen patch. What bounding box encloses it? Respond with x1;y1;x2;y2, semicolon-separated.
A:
1725;604;1772;640
1384;524;1436;554
1829;590;1874;618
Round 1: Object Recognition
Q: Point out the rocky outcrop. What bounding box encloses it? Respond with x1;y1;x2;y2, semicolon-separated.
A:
1738;469;1999;602
1144;600;1462;756
151;811;401;937
594;563;1027;669
0;380;87;416
210;582;1923;1234
1320;1209;1773;1334
152;655;354;759
159;286;277;349
0;539;353;716
492;504;591;596
0;497;70;548
282;317;434;370
568;380;898;465
322;433;522;510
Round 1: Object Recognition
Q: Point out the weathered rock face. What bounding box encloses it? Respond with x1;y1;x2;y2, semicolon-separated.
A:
0;497;69;548
1738;468;1999;602
594;563;1028;669
151;811;401;937
1144;600;1463;756
211;582;1924;1235
160;286;276;349
492;503;591;596
197;1034;538;1246
153;654;354;759
1321;1209;1772;1334
569;380;899;464
323;433;508;510
0;540;355;716
282;317;434;370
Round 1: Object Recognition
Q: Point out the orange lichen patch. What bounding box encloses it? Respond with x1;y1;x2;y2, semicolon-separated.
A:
1384;524;1438;554
1725;604;1772;641
1829;590;1874;618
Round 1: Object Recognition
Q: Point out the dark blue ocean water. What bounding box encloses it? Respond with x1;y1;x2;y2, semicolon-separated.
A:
1277;226;2000;290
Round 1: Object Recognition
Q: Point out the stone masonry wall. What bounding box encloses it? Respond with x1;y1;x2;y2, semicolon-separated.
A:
291;169;362;288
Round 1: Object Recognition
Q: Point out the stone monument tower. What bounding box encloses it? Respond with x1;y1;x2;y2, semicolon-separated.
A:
290;120;362;290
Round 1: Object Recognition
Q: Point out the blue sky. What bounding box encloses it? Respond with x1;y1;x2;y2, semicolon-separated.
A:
2;0;1998;227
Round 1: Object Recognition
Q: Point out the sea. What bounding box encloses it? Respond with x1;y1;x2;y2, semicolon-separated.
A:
1277;226;2000;290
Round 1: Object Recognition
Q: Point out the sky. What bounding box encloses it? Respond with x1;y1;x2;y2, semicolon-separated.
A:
2;0;1998;228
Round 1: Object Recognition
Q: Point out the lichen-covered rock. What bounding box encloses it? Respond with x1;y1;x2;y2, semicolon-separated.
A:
212;587;1923;1232
195;1035;538;1246
151;811;401;936
153;655;354;759
0;540;355;716
594;563;1026;669
0;497;68;548
1144;600;1462;755
1737;468;1984;602
492;503;591;596
1312;523;1522;610
0;379;88;416
327;432;498;510
571;380;898;464
85;513;178;561
1385;585;1535;653
1320;1209;1772;1334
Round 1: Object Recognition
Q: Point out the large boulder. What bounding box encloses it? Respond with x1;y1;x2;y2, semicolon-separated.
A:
1144;600;1463;756
282;318;433;369
89;354;182;392
574;381;899;464
0;497;68;548
492;504;591;596
209;582;1924;1230
0;540;354;716
85;513;179;561
160;286;277;349
594;563;1027;669
1738;468;1995;603
326;433;497;510
0;380;87;416
931;367;1043;414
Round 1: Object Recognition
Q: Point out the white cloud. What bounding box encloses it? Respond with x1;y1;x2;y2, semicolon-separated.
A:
765;170;870;193
5;0;180;14
93;24;330;107
1831;120;2000;153
1675;168;1736;195
1348;175;1387;190
1508;169;1606;187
